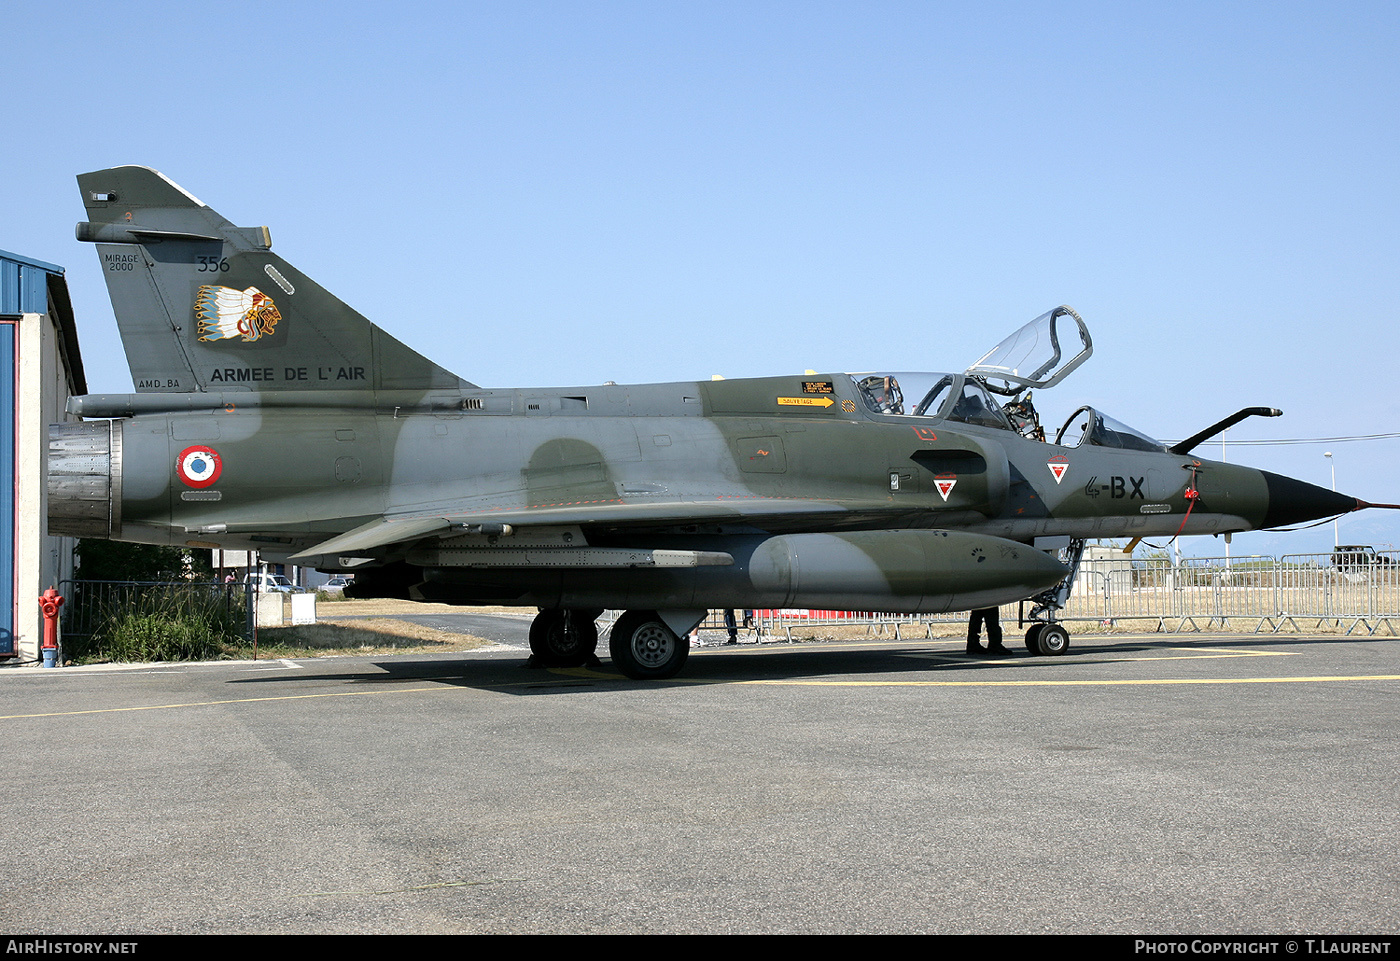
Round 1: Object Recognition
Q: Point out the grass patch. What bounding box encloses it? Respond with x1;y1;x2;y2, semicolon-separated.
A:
99;610;233;662
67;589;503;663
71;585;247;663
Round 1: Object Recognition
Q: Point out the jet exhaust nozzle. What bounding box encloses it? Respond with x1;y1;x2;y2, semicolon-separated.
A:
47;421;121;538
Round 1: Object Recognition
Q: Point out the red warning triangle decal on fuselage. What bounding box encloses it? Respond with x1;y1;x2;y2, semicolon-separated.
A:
935;475;957;501
1047;456;1069;484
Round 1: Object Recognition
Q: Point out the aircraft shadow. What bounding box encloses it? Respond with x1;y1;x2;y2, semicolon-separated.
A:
220;628;1383;695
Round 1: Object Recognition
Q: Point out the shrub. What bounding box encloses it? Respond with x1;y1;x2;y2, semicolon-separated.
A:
70;584;247;663
100;611;227;662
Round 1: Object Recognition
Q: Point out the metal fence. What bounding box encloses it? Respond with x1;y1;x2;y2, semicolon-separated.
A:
1056;551;1400;634
58;579;256;651
61;551;1400;652
658;551;1400;641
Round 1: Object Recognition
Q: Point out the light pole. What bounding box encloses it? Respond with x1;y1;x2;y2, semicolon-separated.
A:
1222;428;1230;571
1325;452;1337;548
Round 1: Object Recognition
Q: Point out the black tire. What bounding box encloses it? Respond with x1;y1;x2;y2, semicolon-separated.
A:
528;609;598;666
609;610;689;680
1024;624;1046;655
1037;624;1071;656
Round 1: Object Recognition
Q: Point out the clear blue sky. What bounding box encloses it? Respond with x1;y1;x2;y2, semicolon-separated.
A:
8;0;1399;555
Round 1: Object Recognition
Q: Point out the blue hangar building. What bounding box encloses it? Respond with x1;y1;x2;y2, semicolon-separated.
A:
0;249;87;664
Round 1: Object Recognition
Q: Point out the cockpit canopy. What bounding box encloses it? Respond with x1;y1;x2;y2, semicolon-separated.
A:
966;305;1092;396
1053;406;1166;452
854;372;1016;430
849;305;1165;451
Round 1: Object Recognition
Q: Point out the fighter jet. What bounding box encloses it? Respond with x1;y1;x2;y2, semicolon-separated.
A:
48;166;1382;679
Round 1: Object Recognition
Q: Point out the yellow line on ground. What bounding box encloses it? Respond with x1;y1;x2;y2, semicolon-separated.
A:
728;674;1400;688
557;662;1400;688
7;661;1394;718
701;639;1299;658
921;648;1299;664
0;685;451;721
1152;648;1300;659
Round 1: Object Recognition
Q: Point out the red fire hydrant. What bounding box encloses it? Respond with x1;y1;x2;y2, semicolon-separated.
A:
39;588;64;668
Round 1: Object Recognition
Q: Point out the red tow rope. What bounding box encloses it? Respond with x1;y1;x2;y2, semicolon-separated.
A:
1171;466;1201;542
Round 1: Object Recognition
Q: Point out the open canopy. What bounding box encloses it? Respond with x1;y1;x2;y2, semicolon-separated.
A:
848;306;1163;450
965;305;1092;395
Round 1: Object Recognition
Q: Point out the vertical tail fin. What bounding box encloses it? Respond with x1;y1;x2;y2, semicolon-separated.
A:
76;166;473;393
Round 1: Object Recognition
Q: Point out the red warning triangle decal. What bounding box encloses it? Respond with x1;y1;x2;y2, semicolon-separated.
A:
1047;457;1069;484
935;477;957;501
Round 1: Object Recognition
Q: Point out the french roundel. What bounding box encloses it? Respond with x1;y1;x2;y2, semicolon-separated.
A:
176;446;223;488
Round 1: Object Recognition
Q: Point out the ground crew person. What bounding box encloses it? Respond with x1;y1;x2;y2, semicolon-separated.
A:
967;607;1010;656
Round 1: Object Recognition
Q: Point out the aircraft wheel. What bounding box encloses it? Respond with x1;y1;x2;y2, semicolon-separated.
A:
529;609;598;667
609;610;689;680
1024;624;1046;655
1037;624;1071;656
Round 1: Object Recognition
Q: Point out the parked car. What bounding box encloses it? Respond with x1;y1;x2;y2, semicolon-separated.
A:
244;572;301;593
1332;545;1393;568
320;576;352;596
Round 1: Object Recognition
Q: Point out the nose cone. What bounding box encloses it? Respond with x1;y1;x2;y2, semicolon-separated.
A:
1261;470;1358;528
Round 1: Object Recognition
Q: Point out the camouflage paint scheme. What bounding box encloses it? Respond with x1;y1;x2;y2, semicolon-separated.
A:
48;167;1365;678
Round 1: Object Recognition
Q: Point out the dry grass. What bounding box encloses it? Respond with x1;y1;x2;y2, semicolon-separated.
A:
246;600;511;658
313;597;523;617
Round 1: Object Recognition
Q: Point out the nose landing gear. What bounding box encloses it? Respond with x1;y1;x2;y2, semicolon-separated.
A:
1022;537;1084;657
1024;621;1071;656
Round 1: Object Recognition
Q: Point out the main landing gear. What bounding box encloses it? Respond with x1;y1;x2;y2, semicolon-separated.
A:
527;608;692;679
1022;537;1085;657
528;608;601;667
608;610;690;680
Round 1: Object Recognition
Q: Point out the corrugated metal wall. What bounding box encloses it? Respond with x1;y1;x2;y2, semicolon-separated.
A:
0;250;64;656
0;250;59;314
0;320;13;655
